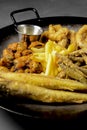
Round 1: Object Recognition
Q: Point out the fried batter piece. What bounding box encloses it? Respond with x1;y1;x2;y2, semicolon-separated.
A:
76;25;87;48
40;24;77;53
68;48;87;65
49;27;69;42
40;24;69;46
13;55;42;73
0;40;43;73
56;54;87;83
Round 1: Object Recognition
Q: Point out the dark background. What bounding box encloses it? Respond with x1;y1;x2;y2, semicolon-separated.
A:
1;0;87;28
0;0;87;129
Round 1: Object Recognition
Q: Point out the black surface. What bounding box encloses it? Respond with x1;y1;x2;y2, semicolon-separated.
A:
1;107;87;129
1;0;87;129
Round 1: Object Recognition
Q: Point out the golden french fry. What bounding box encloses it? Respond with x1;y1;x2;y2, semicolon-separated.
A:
32;52;45;62
31;47;45;53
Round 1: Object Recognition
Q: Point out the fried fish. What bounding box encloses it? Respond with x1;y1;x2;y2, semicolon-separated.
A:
0;72;87;92
0;77;87;103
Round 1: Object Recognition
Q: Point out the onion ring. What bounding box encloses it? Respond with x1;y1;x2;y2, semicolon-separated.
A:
76;25;87;48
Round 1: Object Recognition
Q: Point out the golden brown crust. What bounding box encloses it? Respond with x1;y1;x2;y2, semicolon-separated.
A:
76;25;87;48
0;77;87;103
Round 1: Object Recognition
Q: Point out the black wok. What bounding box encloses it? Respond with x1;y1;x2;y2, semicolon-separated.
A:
0;8;87;120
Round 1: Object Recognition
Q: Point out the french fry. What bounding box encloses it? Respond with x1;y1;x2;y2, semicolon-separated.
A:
31;47;45;53
32;52;45;62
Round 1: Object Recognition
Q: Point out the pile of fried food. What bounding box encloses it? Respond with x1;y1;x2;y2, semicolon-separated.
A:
1;24;87;104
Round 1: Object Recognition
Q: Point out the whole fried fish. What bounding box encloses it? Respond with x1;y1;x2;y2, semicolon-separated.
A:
0;77;87;103
0;72;87;92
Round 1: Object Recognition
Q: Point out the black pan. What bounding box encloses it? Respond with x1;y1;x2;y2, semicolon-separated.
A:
1;8;87;120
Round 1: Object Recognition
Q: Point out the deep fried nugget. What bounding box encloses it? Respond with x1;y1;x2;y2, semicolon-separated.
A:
48;27;69;42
